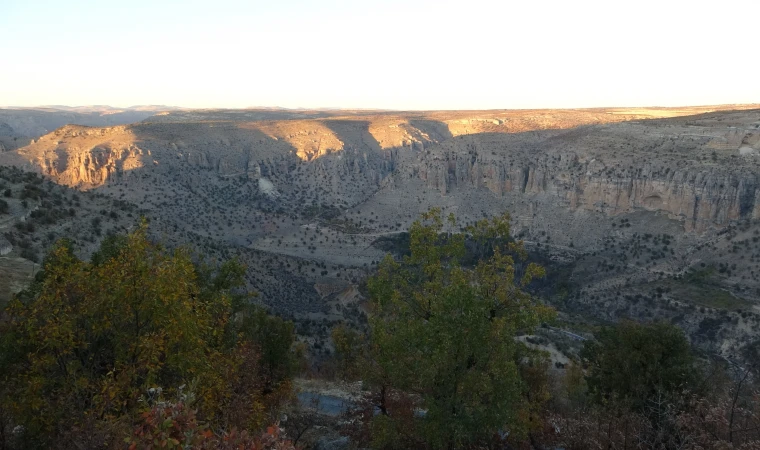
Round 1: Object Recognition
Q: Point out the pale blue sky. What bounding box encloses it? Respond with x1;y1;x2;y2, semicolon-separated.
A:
1;0;758;110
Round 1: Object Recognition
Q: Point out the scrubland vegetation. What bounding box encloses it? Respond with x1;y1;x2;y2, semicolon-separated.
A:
1;210;759;449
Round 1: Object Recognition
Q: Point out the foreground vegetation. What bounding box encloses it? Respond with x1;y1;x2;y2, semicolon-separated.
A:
0;223;297;449
0;210;758;449
332;210;760;449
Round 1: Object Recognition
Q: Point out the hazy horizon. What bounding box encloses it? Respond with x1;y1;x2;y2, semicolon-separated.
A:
3;102;760;113
2;0;759;110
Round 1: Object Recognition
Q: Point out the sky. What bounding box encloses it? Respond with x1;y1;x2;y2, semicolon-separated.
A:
1;0;758;110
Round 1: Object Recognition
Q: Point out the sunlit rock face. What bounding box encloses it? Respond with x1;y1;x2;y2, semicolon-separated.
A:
1;106;759;234
0;125;148;187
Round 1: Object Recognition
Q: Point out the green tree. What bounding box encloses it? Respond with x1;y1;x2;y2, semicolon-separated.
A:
331;323;365;380
237;305;297;387
89;232;128;266
366;209;554;448
194;256;297;390
581;320;697;411
0;223;293;448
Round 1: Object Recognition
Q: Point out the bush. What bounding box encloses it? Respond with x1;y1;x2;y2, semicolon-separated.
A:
19;247;38;263
581;321;697;411
128;390;297;450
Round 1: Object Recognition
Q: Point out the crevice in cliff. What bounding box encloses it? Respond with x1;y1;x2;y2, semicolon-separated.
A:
691;195;701;231
738;182;756;218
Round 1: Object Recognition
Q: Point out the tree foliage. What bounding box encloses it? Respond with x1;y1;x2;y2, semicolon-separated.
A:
331;324;365;380
238;306;297;388
365;209;555;448
0;223;296;449
581;320;697;412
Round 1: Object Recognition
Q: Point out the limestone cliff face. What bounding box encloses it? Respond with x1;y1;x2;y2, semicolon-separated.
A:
39;145;147;187
405;131;760;232
3;108;759;234
2;125;149;188
571;169;759;232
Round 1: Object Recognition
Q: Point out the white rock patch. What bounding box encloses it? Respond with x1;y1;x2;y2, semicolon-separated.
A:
258;177;279;198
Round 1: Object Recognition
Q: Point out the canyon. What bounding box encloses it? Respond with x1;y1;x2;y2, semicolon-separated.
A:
2;104;760;361
4;106;760;234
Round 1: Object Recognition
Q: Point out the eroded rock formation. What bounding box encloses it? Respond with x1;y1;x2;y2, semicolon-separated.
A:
2;107;759;234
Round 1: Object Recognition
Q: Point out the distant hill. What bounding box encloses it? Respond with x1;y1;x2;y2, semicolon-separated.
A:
0;105;181;150
7;105;180;113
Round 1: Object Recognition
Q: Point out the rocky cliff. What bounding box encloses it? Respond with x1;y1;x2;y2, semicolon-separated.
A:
2;107;759;235
403;115;760;233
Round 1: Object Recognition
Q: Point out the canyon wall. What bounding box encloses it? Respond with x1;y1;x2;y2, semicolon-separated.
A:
2;108;759;234
411;147;760;232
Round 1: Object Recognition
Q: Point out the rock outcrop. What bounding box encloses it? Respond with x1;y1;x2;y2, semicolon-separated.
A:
410;147;760;233
2;106;759;234
403;117;760;233
0;235;12;256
